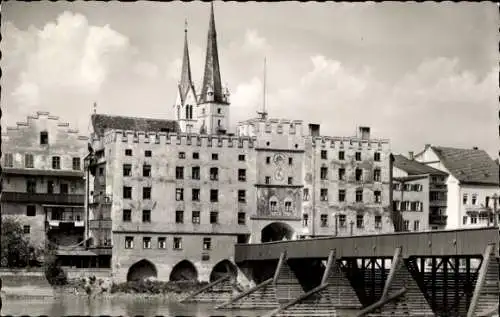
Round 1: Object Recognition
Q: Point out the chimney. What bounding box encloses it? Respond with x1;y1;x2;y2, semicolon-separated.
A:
472;146;478;150
424;144;431;150
359;126;370;140
408;151;414;160
308;124;320;137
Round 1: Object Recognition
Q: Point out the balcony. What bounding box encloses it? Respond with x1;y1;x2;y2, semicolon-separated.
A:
1;192;84;205
429;200;447;207
87;246;112;256
47;220;85;229
2;167;84;178
429;214;448;226
89;219;112;230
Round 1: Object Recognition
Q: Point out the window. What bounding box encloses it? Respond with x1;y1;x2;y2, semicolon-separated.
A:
356;189;363;202
338;214;346;227
238;190;246;203
403;220;410;231
288;157;293;165
413;220;420;232
125;149;132;156
26;205;36;217
339;151;345;160
485;196;490;207
40;131;48;145
123;164;132;176
463;216;467;225
145;150;152;157
143;187;151;199
264;156;270;164
284;201;292;212
179;152;186;159
52;156;61;169
60;183;68;194
47;181;54;194
99;167;104;176
338;189;346;202
175;210;184;224
173;237;182;250
203;238;212;250
338;168;346;181
143;237;152;249
463;194;468;205
355;169;363;181
270;200;278;212
374;191;381;203
158;237;166;249
25;154;34;168
23;225;30;234
210;189;218;202
373;169;381;182
192;211;200;224
320;214;328;227
374;152;381;162
303;188;310;201
320;167;328;180
4;153;13;167
72;157;81;170
471;215;477;224
238;169;246;181
125;237;134;249
122;187;132;200
143;165;151;177
238;212;246;225
212;153;218;160
210;211;219;224
217;108;221;114
142;210;151;223
192;152;199;159
123;209;132;222
288;177;293;185
302;214;309;227
192;188;200;201
356;215;364;228
355;152;361;161
192;166;200;180
320;188;328;201
375;215;382;229
175;188;184;201
26;179;36;193
321;150;327;160
210;167;219;181
238;154;245;161
265;176;271;184
471;194;477;205
176;167;184;179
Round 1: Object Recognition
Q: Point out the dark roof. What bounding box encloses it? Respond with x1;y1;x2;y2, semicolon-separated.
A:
91;114;179;137
393;154;447;176
431;146;499;185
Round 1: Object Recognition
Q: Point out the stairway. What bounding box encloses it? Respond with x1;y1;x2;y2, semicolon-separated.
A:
474;256;500;316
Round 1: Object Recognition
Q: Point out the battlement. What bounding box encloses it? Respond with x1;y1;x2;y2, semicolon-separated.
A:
238;118;304;137
311;135;391;150
105;129;257;149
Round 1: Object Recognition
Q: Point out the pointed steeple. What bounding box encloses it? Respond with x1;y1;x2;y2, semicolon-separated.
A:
199;2;226;104
179;19;194;102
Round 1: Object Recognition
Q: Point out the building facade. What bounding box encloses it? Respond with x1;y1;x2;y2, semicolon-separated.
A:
86;3;395;283
414;145;499;229
392;154;448;232
1;111;91;266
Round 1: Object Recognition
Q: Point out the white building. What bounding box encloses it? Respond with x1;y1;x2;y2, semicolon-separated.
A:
414;145;499;229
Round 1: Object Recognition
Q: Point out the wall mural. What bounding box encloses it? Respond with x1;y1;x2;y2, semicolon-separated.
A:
256;187;301;218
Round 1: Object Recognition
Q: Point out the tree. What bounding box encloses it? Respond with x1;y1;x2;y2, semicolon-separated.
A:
0;217;42;267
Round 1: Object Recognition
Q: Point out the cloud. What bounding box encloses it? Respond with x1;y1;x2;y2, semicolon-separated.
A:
242;29;271;52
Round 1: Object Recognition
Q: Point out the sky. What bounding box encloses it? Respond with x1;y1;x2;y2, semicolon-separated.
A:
2;1;498;157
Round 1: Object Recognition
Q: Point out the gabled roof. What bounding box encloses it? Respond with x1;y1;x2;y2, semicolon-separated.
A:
393;154;447;176
91;114;180;137
431;146;499;185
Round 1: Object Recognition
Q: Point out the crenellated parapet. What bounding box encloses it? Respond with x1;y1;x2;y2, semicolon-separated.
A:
103;129;257;149
238;118;304;137
310;135;390;150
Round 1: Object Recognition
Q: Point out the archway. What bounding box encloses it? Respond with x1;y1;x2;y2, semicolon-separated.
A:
209;259;238;282
127;259;157;282
261;222;295;243
169;260;198;282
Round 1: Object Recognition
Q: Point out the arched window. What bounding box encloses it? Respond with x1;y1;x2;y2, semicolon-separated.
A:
217;119;221;127
269;196;279;214
284;197;293;213
185;106;189;119
189;105;193;119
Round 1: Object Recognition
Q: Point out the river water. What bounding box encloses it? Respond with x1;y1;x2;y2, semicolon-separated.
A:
2;295;359;316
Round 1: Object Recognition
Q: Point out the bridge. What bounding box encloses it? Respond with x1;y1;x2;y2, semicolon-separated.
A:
183;227;500;317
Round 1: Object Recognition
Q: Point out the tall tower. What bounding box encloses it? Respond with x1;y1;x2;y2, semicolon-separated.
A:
174;20;198;134
197;2;230;135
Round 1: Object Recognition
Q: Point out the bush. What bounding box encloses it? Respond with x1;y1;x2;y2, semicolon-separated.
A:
109;280;206;294
1;218;43;267
43;245;67;286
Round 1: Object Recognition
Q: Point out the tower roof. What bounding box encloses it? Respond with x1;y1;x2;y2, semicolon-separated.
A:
199;2;226;104
179;19;194;103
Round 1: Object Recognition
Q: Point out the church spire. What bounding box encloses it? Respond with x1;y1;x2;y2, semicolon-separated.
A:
179;19;194;101
199;2;226;104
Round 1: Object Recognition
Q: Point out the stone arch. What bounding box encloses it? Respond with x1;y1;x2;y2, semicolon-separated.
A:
261;222;295;243
127;259;157;282
209;259;238;282
169;260;198;282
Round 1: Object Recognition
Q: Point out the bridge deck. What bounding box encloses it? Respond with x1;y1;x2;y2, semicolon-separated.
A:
235;227;499;262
